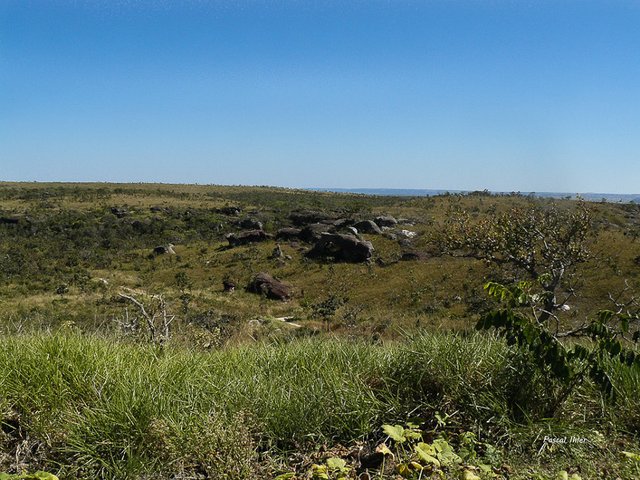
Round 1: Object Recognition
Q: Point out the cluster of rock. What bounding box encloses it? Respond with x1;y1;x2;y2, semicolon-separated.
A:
219;210;425;264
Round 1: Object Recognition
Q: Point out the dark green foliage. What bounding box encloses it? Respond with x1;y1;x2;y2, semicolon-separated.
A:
477;281;640;415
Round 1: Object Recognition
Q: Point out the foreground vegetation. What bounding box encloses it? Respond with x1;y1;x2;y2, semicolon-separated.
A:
1;182;640;478
1;332;640;479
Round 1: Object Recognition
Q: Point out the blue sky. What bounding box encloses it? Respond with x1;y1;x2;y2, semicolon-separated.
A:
1;1;639;193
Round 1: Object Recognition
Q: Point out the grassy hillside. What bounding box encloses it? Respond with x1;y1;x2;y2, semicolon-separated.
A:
1;182;638;339
1;182;640;479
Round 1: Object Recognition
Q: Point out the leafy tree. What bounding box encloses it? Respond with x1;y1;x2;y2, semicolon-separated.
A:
440;201;591;322
439;201;640;414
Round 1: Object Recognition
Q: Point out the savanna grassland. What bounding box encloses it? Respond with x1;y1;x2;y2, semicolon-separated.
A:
1;182;640;479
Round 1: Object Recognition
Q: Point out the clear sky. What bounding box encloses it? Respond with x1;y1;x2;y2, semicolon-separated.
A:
1;1;639;193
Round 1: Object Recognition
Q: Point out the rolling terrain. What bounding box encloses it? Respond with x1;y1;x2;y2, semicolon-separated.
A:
1;182;640;479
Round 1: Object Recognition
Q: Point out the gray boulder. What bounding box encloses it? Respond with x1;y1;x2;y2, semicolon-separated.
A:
246;272;292;301
307;233;374;263
353;220;382;234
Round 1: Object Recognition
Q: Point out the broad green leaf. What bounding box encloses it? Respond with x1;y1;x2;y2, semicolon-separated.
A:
32;474;59;480
274;473;296;480
311;464;329;480
415;443;440;467
383;424;406;443
326;457;347;471
462;470;481;480
432;438;462;466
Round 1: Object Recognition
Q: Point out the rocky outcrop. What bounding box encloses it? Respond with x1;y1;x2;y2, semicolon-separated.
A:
307;233;374;263
246;272;292;301
226;230;271;247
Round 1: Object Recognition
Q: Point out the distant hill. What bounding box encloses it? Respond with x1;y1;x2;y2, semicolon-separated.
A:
310;187;640;203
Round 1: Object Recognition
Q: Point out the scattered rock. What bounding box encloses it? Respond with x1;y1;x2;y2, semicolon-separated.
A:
246;272;292;301
353;220;382;234
400;251;428;261
270;244;284;259
398;238;413;248
276;227;302;240
299;223;335;242
226;229;271;247
238;218;263;230
374;216;398;227
153;244;176;255
217;206;242;216
223;279;237;293
398;229;417;239
131;219;152;233
150;205;170;213
307;233;374;263
289;210;336;226
110;207;129;218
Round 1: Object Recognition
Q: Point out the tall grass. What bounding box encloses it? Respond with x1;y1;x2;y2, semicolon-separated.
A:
0;332;638;478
